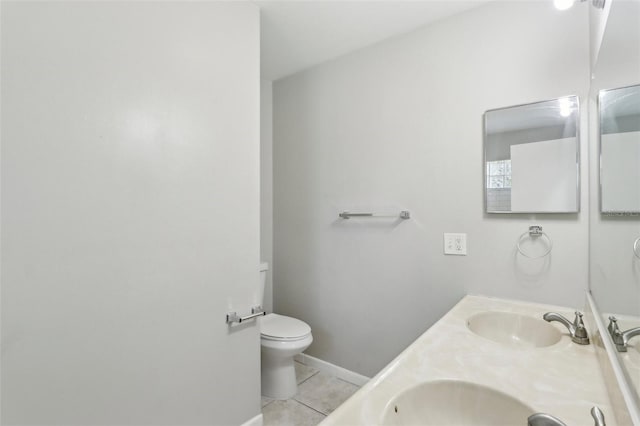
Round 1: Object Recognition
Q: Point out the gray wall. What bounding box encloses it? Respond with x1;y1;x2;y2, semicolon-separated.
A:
262;80;274;312
273;1;590;377
1;2;261;424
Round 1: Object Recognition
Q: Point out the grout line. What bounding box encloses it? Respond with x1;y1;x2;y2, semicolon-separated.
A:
334;376;360;388
261;399;275;409
295;360;321;385
292;398;329;417
297;363;359;389
293;371;357;417
296;369;320;386
294;354;370;387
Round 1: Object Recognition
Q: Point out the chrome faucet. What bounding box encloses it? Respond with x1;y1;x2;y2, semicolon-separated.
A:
608;316;640;352
543;311;590;345
527;412;566;426
591;407;606;426
528;407;605;426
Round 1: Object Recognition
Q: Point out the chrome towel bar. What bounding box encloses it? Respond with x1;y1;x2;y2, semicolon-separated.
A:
339;210;410;220
226;306;265;324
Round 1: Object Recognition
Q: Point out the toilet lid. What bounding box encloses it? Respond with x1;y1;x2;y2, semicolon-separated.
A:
260;313;311;339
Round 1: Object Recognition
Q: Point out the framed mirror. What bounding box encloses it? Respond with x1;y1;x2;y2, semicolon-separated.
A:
484;96;580;213
599;84;640;214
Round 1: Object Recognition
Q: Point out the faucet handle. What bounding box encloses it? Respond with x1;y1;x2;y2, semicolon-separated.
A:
608;316;621;338
591;406;606;426
609;317;628;350
572;311;589;342
607;316;618;335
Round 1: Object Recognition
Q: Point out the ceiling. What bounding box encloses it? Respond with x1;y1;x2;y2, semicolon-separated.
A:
256;1;488;81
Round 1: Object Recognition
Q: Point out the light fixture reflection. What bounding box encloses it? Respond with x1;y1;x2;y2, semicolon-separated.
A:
558;97;573;117
554;0;575;10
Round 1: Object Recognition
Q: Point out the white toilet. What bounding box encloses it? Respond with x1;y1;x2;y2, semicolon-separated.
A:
259;262;313;399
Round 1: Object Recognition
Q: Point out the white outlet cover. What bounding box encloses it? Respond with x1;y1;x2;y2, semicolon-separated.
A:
444;233;467;255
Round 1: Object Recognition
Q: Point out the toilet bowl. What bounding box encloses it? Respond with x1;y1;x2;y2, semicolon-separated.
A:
260;313;313;399
259;263;313;399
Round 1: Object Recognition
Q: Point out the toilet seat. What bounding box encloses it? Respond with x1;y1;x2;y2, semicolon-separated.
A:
260;313;311;341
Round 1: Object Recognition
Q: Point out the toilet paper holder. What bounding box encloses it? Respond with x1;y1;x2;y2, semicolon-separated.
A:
226;306;266;324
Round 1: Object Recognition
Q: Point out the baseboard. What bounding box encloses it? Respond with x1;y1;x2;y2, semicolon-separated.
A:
240;413;263;426
294;353;370;387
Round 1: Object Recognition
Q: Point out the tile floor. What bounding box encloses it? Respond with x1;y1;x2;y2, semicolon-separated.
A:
262;362;360;426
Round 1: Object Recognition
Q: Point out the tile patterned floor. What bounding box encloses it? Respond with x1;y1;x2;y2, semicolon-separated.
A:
262;362;360;426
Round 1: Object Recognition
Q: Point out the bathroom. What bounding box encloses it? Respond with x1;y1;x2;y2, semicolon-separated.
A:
1;0;639;425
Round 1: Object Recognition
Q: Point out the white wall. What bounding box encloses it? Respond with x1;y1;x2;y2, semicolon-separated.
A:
261;81;274;313
273;1;590;377
1;2;261;424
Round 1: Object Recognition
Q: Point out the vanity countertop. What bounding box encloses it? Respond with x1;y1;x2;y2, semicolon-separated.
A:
321;295;616;426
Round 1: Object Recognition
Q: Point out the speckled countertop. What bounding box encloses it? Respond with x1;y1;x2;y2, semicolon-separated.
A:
320;295;615;426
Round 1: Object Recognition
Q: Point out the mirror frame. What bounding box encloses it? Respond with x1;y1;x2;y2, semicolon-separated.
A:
483;96;581;214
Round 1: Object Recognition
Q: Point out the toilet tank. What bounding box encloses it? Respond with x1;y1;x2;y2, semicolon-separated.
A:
258;262;269;306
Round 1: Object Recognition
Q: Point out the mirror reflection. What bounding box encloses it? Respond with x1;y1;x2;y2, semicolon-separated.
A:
484;97;580;213
600;84;640;214
589;0;640;407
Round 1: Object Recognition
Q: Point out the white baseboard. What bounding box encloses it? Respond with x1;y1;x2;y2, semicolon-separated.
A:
294;353;370;387
241;413;263;426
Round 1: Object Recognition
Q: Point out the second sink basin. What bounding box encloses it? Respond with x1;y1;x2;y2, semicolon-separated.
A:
381;380;534;426
467;311;562;348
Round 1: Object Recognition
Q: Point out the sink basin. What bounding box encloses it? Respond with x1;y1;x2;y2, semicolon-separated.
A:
381;380;534;426
467;311;562;348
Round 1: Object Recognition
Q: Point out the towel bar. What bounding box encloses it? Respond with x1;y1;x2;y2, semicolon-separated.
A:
226;306;265;324
339;210;410;220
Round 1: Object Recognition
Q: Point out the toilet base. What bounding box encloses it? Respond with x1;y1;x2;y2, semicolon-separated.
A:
261;351;298;399
260;334;313;399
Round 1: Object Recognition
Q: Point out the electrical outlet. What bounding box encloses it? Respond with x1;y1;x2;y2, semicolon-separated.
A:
444;233;467;255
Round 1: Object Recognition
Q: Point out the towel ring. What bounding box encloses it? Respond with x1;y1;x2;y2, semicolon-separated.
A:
517;226;553;259
634;237;640;259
